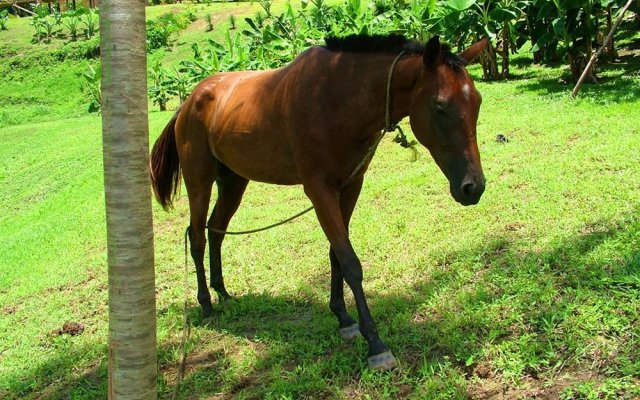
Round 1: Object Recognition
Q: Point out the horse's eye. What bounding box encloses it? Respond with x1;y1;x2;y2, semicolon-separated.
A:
434;101;447;114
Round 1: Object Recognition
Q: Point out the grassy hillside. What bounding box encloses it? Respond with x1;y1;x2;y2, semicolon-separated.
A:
1;2;639;399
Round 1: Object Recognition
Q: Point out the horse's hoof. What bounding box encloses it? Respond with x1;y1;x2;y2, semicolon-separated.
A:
367;351;397;370
339;323;361;341
218;295;234;304
202;303;214;320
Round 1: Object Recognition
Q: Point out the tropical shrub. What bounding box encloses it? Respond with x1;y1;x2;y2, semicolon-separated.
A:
152;0;636;109
0;9;9;30
30;15;61;42
149;62;172;111
80;8;98;38
62;15;81;40
82;63;101;113
526;0;627;81
146;11;195;51
205;13;214;31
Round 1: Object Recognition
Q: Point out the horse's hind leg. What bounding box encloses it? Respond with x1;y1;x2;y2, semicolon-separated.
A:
183;158;218;319
207;164;249;302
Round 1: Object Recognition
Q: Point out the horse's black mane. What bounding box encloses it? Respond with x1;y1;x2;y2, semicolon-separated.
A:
323;34;466;71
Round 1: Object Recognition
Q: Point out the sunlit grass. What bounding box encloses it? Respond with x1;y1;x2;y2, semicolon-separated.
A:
1;4;639;400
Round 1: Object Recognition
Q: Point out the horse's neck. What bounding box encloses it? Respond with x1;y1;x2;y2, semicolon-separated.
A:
387;55;421;127
331;53;421;136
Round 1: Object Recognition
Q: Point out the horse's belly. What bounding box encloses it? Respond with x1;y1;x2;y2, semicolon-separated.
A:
211;131;301;185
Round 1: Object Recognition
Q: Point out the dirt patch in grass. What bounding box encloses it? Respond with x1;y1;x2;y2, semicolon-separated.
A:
1;304;16;315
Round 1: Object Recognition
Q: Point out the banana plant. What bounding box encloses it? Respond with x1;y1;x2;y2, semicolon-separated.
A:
148;62;172;111
167;68;191;104
391;0;437;40
529;0;610;81
82;63;101;112
429;0;526;79
0;10;8;31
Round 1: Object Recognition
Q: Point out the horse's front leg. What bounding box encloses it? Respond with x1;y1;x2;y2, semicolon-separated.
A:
304;178;397;370
330;176;364;340
330;248;359;340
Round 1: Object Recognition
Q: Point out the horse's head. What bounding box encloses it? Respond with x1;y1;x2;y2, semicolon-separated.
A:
409;36;488;206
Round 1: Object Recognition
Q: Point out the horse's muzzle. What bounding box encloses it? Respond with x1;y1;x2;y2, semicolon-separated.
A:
452;175;485;206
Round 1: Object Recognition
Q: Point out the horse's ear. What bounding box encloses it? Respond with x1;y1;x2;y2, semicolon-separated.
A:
423;35;441;67
458;38;489;65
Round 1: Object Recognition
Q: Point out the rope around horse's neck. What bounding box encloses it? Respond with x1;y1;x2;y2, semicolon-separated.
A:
385;51;406;132
384;51;418;156
206;51;408;236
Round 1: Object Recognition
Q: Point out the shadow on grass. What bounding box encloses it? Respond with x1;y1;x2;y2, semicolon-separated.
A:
3;215;638;399
515;64;640;104
165;216;639;399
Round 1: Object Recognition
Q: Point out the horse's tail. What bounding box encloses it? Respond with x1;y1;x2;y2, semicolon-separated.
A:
150;108;181;210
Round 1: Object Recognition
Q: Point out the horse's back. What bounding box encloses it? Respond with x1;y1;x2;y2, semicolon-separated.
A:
175;65;300;184
175;46;343;185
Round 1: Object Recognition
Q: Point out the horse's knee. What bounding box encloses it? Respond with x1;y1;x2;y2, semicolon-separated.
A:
189;233;207;259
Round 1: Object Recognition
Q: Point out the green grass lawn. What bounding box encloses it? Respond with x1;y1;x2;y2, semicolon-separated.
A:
1;3;639;400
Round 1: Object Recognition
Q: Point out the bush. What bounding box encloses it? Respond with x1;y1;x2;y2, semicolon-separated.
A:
54;37;101;60
146;11;196;51
80;9;98;38
62;15;81;40
30;15;61;43
0;10;9;31
81;63;101;113
148;62;172;111
205;13;214;31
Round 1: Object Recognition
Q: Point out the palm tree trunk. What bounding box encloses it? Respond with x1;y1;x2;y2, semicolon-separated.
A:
100;0;157;399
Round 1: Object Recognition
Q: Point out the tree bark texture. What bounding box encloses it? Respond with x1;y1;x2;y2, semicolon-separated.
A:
100;0;157;399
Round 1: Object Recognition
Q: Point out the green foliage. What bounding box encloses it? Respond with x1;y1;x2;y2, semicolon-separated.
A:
522;0;629;80
32;3;50;18
160;0;431;103
81;63;101;113
146;11;195;51
62;15;81;41
148;62;172;111
0;9;9;31
205;13;214;31
80;8;98;38
27;6;99;43
30;14;61;43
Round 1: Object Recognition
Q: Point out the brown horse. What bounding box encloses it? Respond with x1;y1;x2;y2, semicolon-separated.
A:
150;34;488;370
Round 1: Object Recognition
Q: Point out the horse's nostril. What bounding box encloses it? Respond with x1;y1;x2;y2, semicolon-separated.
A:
462;182;476;197
461;177;485;202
